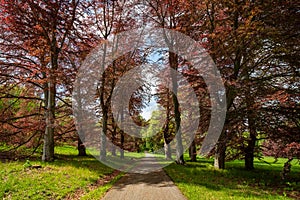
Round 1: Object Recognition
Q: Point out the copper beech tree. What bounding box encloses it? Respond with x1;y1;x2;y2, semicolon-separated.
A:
0;0;298;172
140;0;299;169
200;0;299;169
0;0;80;161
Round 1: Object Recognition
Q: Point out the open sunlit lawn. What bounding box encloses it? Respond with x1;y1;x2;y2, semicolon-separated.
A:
164;156;300;200
0;145;122;200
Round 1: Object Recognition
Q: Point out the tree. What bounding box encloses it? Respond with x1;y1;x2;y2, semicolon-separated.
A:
142;0;190;165
79;0;137;161
0;0;80;161
0;85;44;156
200;0;300;170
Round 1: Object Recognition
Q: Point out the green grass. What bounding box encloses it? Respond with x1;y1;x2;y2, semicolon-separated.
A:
83;150;148;172
0;145;118;200
2;145;299;200
164;156;300;200
80;173;123;200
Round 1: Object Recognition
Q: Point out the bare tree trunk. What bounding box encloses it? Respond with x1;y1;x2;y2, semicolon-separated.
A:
214;146;226;169
189;140;197;162
99;40;108;161
100;109;108;161
163;118;172;160
134;138;139;152
164;141;172;160
76;85;86;157
214;131;227;169
214;145;226;169
169;51;184;165
245;115;256;170
78;136;86;156
281;158;293;180
244;132;256;170
245;84;256;170
111;124;117;156
42;82;55;161
42;48;58;162
120;132;124;159
163;88;172;160
120;109;124;159
213;73;236;169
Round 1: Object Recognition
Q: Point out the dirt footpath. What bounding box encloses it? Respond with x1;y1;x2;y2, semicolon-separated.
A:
101;154;187;200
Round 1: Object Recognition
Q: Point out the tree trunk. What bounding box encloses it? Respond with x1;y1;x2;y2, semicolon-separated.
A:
245;100;256;170
245;142;255;170
189;140;197;162
244;69;256;170
120;109;124;159
244;126;256;170
120;131;124;159
281;158;293;180
42;81;55;161
173;92;184;164
111;144;116;156
163;89;172;160
214;143;226;169
169;51;185;165
99;40;108;161
78;136;86;156
134;138;139;152
76;88;86;157
214;131;227;169
42;48;58;162
100;109;107;161
111;124;117;156
77;100;87;157
164;141;172;160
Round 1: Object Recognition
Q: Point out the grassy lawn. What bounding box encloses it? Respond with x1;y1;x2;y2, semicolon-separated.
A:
0;145;120;200
2;145;299;200
164;156;300;200
88;150;147;172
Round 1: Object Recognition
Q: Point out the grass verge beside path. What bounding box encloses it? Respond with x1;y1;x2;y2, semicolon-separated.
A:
0;145;120;200
164;157;300;200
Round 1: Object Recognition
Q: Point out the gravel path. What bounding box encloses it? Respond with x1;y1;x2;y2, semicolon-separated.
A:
101;154;187;200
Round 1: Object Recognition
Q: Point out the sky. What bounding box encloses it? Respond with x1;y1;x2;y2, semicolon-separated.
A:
141;97;158;120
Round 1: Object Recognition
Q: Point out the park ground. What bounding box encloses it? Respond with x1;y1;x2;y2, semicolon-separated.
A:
0;145;299;200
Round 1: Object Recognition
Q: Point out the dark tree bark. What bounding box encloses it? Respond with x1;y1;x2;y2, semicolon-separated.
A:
169;51;185;165
189;140;197;162
244;132;256;170
214;130;227;169
163;88;172;160
281;158;293;180
244;113;256;170
78;136;87;156
245;84;256;170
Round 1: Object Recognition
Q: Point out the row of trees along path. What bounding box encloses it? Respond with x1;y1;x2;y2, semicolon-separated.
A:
0;0;299;180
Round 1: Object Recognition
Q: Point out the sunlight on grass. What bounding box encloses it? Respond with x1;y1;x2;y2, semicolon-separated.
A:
0;145;116;200
80;173;123;200
164;156;300;200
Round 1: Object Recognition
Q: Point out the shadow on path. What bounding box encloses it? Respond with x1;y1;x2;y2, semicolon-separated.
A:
101;153;187;200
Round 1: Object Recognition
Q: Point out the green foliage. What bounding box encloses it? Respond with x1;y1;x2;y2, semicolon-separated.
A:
140;109;175;152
